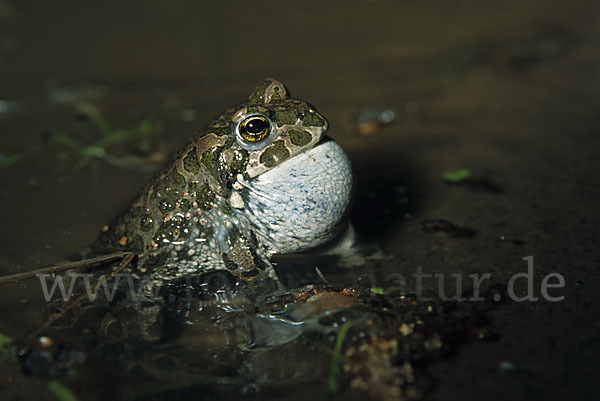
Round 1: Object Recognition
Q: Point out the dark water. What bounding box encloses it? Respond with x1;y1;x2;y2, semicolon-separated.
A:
1;1;599;400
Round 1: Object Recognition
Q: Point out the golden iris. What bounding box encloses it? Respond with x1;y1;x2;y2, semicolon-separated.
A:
238;115;270;142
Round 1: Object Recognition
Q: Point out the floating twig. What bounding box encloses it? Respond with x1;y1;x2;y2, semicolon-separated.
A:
0;252;134;285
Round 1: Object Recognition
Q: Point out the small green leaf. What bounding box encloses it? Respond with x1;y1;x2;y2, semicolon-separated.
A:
138;119;154;135
329;320;352;394
50;132;82;149
0;332;12;348
370;287;385;295
443;168;472;183
80;145;107;158
47;381;80;401
0;153;22;170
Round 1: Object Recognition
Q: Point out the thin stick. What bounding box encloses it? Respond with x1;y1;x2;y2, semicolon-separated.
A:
17;252;135;345
0;252;134;285
315;267;329;284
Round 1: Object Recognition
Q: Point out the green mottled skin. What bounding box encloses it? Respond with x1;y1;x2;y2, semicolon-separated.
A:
90;79;328;292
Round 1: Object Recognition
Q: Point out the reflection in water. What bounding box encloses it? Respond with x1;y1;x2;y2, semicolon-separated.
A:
10;257;499;401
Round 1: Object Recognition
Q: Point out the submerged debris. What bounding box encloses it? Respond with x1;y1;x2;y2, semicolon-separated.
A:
0;111;163;173
356;107;397;135
19;337;86;377
480;27;572;69
421;219;477;238
1;83;167;173
4;274;501;401
345;337;421;401
499;360;517;374
0;99;24;114
497;235;526;246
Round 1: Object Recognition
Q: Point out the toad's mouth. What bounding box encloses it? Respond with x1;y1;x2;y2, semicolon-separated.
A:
236;136;353;255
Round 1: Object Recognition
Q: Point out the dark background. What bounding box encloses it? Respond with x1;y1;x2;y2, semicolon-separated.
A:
0;1;599;400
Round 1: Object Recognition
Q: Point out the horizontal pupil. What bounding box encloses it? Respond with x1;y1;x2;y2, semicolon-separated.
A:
245;118;268;134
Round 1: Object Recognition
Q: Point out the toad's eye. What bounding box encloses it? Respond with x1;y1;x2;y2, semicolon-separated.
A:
238;115;270;142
